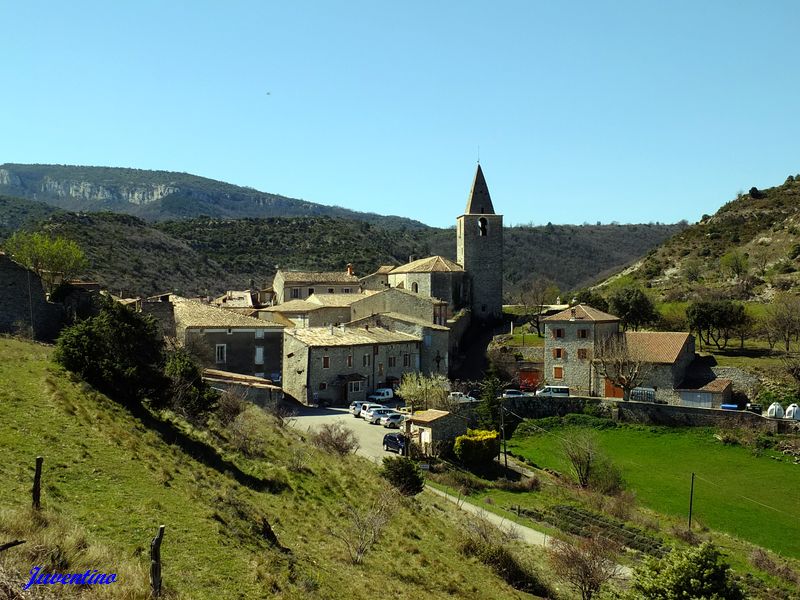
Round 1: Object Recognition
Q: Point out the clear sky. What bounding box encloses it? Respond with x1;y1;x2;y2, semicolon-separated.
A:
2;1;799;228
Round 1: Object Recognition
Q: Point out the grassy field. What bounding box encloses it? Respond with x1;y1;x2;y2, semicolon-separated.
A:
0;337;555;599
507;422;800;559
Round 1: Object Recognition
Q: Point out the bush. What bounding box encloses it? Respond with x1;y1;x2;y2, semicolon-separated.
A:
311;423;359;456
454;429;501;469
432;469;488;495
589;457;625;495
228;406;271;458
164;348;218;422
216;390;248;426
380;457;425;496
627;542;744;599
494;476;541;493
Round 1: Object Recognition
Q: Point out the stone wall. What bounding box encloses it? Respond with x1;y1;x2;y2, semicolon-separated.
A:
0;255;62;340
501;395;795;433
711;366;761;399
456;213;503;320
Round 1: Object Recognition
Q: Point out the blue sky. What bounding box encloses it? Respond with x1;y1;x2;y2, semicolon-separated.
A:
2;1;799;228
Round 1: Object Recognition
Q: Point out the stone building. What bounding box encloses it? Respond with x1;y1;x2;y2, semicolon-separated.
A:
408;410;468;456
359;265;394;291
0;252;62;340
282;325;420;405
272;267;360;304
542;304;621;394
456;164;503;320
259;292;369;328
348;312;450;377
172;296;284;379
387;256;465;315
350;287;448;326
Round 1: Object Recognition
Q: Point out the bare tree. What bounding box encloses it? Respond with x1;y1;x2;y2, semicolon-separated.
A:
562;430;600;488
764;294;800;353
518;277;559;336
396;372;451;412
328;491;395;564
548;534;622;600
595;334;650;400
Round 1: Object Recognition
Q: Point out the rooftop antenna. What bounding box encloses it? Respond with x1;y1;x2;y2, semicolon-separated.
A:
477;144;480;164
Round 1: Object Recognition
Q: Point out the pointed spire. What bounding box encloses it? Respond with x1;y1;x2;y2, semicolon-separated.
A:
465;164;495;215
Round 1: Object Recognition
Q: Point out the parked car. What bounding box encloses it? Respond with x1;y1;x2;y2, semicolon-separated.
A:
502;388;526;398
535;385;570;398
448;391;478;404
365;407;396;424
383;432;406;453
381;413;405;428
368;388;395;402
349;401;366;416
358;403;385;418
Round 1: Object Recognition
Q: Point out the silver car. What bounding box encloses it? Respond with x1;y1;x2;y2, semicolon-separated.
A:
364;407;394;424
380;412;405;428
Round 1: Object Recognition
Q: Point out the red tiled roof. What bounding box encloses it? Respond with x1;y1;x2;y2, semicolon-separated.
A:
543;304;620;323
624;331;692;364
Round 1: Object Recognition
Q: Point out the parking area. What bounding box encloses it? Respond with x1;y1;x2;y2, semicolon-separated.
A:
290;403;406;463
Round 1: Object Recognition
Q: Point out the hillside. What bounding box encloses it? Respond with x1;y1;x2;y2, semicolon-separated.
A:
0;337;546;598
0;195;681;298
0;163;427;229
602;174;800;301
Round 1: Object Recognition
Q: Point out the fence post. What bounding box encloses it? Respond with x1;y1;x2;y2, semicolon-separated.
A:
32;457;43;510
150;525;165;597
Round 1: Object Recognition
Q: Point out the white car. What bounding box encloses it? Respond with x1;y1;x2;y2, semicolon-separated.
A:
364;407;395;424
358;403;385;419
502;389;526;398
380;413;405;428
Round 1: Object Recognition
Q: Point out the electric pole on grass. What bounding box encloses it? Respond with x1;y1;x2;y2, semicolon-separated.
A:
688;472;696;529
499;398;508;470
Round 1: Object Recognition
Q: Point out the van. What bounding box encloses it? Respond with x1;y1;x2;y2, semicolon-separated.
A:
535;386;570;398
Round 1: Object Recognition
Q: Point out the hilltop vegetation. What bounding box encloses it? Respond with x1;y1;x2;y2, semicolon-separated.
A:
0;337;549;598
606;174;800;301
0;194;682;298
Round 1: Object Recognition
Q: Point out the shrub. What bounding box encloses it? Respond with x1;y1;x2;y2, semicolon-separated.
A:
494;476;541;493
165;348;218;422
548;535;622;600
228;406;271;457
749;548;798;583
454;429;500;469
380;457;425;496
627;542;744;599
216;389;248;426
311;423;359;456
589;457;625;495
433;469;488;495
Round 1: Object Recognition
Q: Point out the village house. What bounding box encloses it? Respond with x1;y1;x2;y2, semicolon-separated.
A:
350;286;448;326
258;292;374;328
543;304;699;402
359;265;394;291
172;296;284;380
408;409;468;457
282;325;421;405
272;266;360;304
0;252;62;340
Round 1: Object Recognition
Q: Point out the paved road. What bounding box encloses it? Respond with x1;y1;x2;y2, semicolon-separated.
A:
290;404;402;463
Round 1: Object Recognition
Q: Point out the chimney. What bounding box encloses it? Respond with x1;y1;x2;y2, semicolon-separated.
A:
408;255;414;263
329;325;334;335
346;263;354;276
570;307;576;321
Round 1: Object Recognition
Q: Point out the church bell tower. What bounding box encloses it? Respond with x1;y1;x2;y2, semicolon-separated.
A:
456;165;503;320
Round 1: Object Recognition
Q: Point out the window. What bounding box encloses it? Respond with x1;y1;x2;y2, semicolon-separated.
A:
308;287;315;296
403;353;410;367
373;344;379;355
577;328;588;339
318;382;327;391
343;288;351;293
577;348;588;360
553;328;565;339
348;380;362;393
388;356;397;367
412;282;419;293
378;363;384;376
347;355;353;368
322;356;330;369
423;335;431;347
363;354;370;367
328;288;335;293
255;346;264;365
255;329;264;339
290;288;300;299
553;366;564;380
552;348;564;359
478;217;487;237
227;328;232;335
215;344;226;364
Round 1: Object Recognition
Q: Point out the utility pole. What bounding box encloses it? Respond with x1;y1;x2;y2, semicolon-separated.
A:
688;472;695;530
499;398;508;470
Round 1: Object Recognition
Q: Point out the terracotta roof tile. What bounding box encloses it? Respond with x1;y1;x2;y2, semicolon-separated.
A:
410;409;451;424
543;304;620;323
278;270;359;284
173;296;274;329
624;331;692;364
286;326;420;347
390;255;464;274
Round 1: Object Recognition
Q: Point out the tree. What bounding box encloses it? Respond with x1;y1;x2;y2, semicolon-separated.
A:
4;231;87;293
380;457;425;495
608;287;656;331
164;348;218;423
454;429;501;469
764;294;800;353
686;300;748;350
477;367;506;430
548;535;622;600
595;334;650;401
53;296;167;408
517;277;560;336
328;492;394;565
396;372;450;412
561;430;599;488
719;250;749;281
627;542;744;599
573;289;609;313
